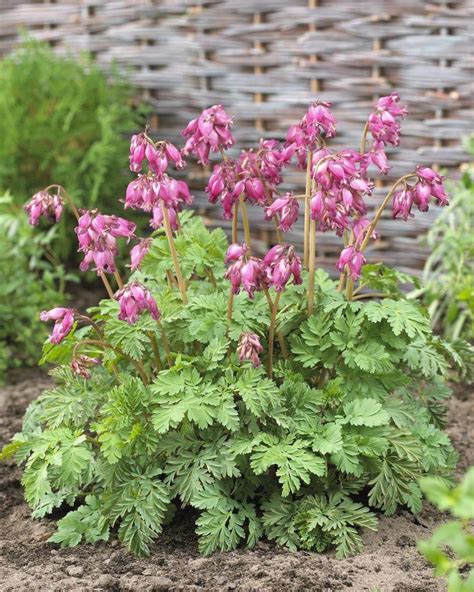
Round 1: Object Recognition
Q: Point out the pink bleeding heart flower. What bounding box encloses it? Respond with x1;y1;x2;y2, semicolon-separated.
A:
414;167;449;209
264;194;299;232
352;217;378;244
284;101;336;168
225;245;266;298
264;244;302;292
40;307;74;344
225;242;249;264
25;190;64;226
71;355;101;379
76;210;136;274
392;187;415;220
336;246;366;281
237;333;263;368
130;238;152;271
129;133;148;172
182;105;235;164
363;93;407;175
206;159;243;220
115;282;160;325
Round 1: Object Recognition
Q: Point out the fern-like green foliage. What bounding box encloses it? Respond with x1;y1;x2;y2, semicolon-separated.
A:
0;39;144;257
1;214;468;558
0;194;67;380
418;468;474;592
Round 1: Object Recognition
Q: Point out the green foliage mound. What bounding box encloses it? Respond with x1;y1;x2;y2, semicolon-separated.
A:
2;214;465;558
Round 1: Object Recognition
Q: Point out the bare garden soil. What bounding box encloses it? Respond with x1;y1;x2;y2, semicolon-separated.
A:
0;371;472;592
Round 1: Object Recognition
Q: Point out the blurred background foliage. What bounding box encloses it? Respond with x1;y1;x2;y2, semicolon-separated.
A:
0;194;74;380
0;39;146;259
412;139;474;342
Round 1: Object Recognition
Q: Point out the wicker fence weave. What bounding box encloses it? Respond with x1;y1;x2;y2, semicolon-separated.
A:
1;0;473;274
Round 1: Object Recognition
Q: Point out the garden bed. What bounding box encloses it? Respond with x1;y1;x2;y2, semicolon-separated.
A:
0;372;472;592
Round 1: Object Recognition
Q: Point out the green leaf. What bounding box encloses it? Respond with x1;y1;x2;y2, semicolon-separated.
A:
342;399;390;427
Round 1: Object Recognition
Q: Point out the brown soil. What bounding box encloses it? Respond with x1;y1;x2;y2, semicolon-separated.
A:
0;374;472;592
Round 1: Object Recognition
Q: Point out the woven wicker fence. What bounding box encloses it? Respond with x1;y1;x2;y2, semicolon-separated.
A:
1;0;473;274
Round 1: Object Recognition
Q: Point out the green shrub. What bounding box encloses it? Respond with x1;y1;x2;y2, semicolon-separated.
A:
0;194;69;380
2;99;471;559
418;468;474;592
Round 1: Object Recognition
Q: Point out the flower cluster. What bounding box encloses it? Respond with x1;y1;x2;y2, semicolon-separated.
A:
129;133;185;174
285;101;337;168
364;92;407;174
206;160;243;220
40;307;74;344
310;149;372;235
392;167;449;220
225;243;266;298
264;193;299;232
336;246;366;281
182;104;235;164
264;244;302;292
115;282;160;325
237;333;263;367
76;211;136;274
25;190;63;226
225;242;302;297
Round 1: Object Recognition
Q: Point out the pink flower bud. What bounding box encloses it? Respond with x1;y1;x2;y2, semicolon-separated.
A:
40;307;74;344
237;333;263;367
71;355;101;379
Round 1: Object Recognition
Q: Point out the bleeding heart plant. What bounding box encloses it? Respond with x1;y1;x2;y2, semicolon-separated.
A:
2;96;470;559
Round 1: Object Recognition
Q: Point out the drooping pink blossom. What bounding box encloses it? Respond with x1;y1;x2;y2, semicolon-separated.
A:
364;93;407;174
225;242;249;264
264;245;302;292
392;187;415;220
285;101;336;168
225;245;266;298
182;104;235;164
264;194;299;232
129;133;148;172
206;159;243;219
129;133;185;175
71;355;101;379
309;150;372;236
40;307;74;344
25;191;64;226
336;246;366;281
414;167;449;208
237;333;263;367
76;211;136;274
130;238;152;270
115;282;160;325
